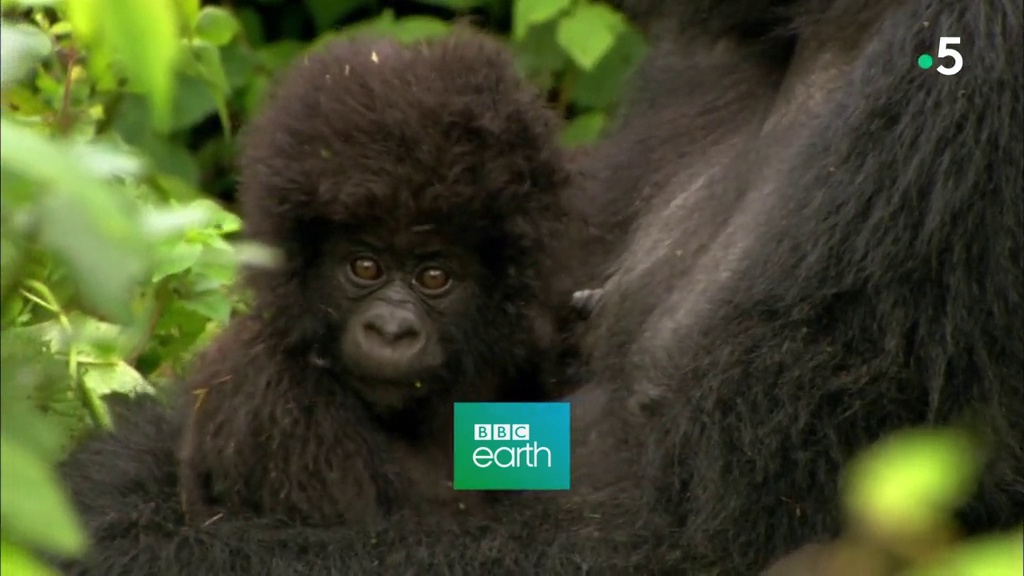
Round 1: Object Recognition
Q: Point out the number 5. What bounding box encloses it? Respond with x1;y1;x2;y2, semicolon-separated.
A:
936;36;963;76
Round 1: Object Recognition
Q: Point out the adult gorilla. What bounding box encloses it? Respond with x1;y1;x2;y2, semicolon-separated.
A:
562;0;1024;572
60;0;1023;574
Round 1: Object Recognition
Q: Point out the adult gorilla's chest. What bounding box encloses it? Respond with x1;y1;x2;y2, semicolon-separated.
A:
587;32;864;411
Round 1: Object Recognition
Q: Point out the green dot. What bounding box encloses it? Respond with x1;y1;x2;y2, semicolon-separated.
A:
917;54;933;69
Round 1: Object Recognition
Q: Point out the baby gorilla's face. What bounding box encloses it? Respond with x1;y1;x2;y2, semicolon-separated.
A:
323;230;482;411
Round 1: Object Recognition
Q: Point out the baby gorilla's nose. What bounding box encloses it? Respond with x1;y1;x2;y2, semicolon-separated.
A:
359;308;425;352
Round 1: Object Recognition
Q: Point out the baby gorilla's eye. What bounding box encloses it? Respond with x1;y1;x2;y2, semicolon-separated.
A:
415;267;451;292
350;257;383;282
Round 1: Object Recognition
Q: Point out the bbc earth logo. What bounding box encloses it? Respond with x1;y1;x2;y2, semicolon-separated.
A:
453;402;570;490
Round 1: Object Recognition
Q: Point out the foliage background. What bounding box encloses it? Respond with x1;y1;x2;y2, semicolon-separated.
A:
0;1;1018;574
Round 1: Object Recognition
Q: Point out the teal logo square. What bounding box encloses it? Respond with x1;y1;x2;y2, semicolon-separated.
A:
453;402;570;490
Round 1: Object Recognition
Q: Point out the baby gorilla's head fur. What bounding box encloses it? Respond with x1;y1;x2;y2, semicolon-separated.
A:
237;31;571;418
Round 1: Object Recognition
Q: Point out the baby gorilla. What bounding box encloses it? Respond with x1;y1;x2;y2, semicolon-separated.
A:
177;31;573;527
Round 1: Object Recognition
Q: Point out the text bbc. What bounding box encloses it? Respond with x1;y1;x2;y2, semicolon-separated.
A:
473;424;530;441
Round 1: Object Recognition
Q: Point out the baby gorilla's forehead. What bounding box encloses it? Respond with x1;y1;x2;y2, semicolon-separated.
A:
329;222;481;266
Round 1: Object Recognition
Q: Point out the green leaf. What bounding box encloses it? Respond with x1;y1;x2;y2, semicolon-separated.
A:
415;0;491;8
571;25;647;109
152;240;203;282
235;7;265;45
177;0;201;25
37;190;148;323
0;21;53;90
258;40;307;72
0;119;149;322
69;141;145;180
220;41;259;89
0;434;86;556
193;6;240;47
391;16;450;43
141;200;224;238
512;19;569;89
0;328;71;459
905;529;1024;576
561;111;606;146
168;73;219;130
66;313;138;362
843;427;983;540
180;290;233;323
0;537;57;576
1;0;65;8
82;362;155;397
69;0;181;131
304;0;367;32
179;39;231;135
512;0;573;40
556;2;626;70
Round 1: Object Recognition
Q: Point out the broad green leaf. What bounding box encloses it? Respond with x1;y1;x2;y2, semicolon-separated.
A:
244;74;270;115
69;0;180;131
556;2;626;70
70;141;145;180
329;8;396;41
152;240;203;282
49;20;73;36
141;200;223;238
391;16;450;44
259;40;307;72
415;0;491;8
1;0;65;8
0;21;53;90
220;41;259;89
512;0;573;40
512;19;569;88
0;538;57;576
905;529;1024;576
0;434;86;556
82;362;155;397
183;39;231;135
561;111;606;146
304;0;367;32
1;119;149;321
191;253;238;287
236;7;265;45
572;25;647;109
193;6;240;47
1;85;53;117
180;290;233;323
0;328;71;459
66;313;137;362
169;73;219;131
843;428;983;540
177;0;200;25
37;190;148;323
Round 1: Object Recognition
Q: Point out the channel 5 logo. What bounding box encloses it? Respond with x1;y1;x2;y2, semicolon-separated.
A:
453;403;570;490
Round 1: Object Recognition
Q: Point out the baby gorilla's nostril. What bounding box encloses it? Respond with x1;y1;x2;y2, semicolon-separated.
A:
361;308;423;346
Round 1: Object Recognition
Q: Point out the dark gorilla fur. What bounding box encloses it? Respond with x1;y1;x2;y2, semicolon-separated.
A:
59;0;1023;574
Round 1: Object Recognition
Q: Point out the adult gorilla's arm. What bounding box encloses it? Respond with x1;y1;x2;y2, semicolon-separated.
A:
58;391;647;576
57;395;543;576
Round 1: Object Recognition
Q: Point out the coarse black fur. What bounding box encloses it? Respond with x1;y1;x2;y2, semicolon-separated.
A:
58;0;1024;574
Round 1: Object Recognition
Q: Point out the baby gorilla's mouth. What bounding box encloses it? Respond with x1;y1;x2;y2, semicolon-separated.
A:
348;373;435;412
